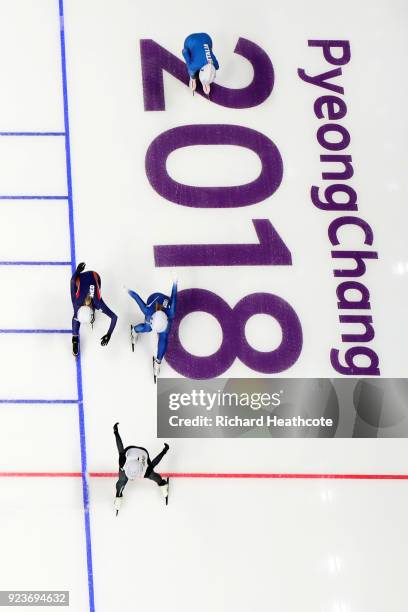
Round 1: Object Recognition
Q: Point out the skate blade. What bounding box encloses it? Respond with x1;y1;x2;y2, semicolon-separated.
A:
153;357;158;384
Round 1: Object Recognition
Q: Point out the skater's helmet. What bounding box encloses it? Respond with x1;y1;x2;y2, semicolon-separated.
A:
151;310;168;333
199;62;216;87
124;459;144;480
124;449;147;480
77;305;93;324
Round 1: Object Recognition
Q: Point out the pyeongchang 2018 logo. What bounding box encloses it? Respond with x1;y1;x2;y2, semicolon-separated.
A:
139;37;380;379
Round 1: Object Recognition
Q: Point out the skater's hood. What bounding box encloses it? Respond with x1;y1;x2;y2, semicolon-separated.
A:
124;448;148;480
199;63;216;86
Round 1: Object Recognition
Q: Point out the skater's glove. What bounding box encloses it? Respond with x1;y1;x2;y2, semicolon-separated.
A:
100;333;111;346
76;262;86;274
114;497;122;513
164;443;169;452
113;422;119;434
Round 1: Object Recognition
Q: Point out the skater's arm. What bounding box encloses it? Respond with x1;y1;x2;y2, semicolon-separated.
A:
70;272;80;303
182;47;193;75
182;49;198;78
212;54;219;70
127;289;148;315
70;262;85;303
113;423;124;454
182;46;190;64
149;443;169;470
169;281;177;319
70;276;77;303
99;300;118;336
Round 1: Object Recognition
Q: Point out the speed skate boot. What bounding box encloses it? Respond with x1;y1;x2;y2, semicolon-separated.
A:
153;357;161;383
160;479;169;505
130;325;139;352
72;336;79;357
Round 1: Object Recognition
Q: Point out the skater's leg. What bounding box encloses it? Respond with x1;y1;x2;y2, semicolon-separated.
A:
72;318;80;356
72;317;80;336
157;331;169;362
134;322;152;334
115;469;128;497
146;468;168;501
145;467;167;487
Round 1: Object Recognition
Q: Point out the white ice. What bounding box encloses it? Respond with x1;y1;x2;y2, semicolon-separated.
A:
0;0;407;611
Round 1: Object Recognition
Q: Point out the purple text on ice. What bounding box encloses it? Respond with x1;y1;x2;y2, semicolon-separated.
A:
140;37;303;377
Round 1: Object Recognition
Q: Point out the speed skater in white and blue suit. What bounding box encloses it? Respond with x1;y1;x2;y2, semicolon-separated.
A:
128;281;177;381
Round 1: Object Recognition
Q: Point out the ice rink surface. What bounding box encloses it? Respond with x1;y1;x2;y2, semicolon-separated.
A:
0;0;408;610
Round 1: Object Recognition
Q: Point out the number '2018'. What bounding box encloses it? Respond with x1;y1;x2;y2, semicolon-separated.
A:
140;37;303;378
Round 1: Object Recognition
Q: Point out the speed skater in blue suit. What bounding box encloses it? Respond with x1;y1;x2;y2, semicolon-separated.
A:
127;281;177;381
182;33;219;95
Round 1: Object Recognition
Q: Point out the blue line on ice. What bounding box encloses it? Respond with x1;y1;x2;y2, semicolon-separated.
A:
0;196;68;200
58;0;96;610
0;132;65;136
0;329;72;333
0;261;71;265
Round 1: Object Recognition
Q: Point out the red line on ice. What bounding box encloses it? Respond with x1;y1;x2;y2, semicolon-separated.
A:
91;472;408;480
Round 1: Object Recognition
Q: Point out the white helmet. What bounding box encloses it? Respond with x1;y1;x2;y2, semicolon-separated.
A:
124;459;144;480
124;448;147;480
151;310;168;333
77;305;93;324
199;63;216;87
